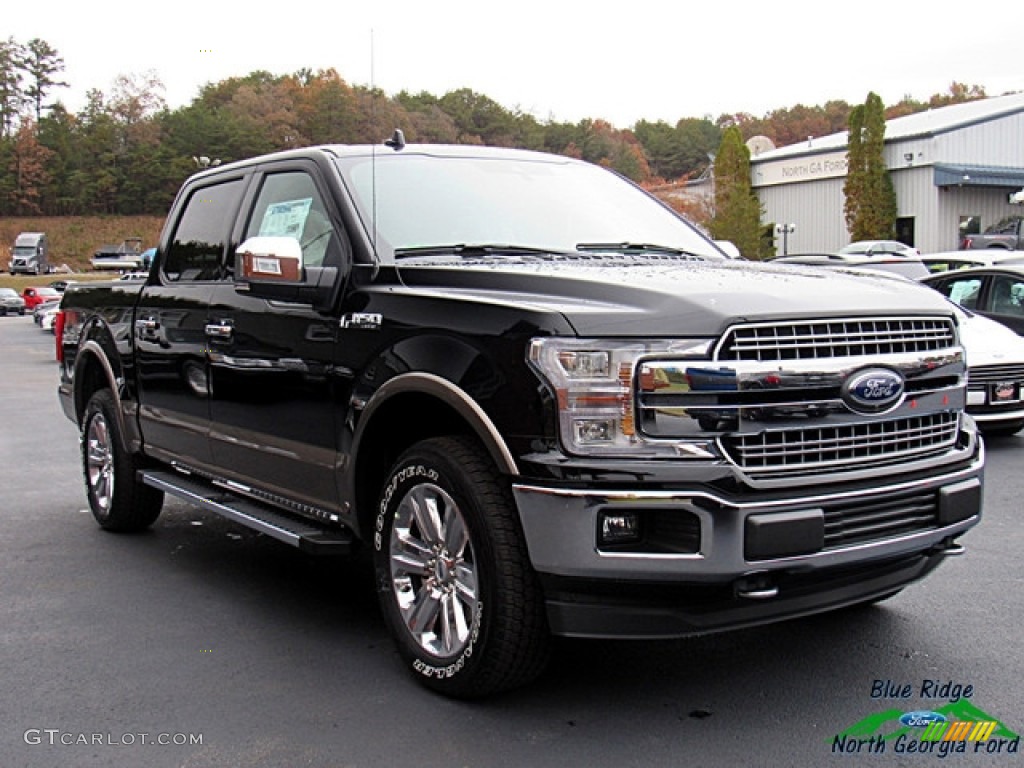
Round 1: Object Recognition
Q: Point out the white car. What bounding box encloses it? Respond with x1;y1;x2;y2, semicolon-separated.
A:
920;250;1024;273
38;303;60;333
838;240;920;258
958;306;1024;436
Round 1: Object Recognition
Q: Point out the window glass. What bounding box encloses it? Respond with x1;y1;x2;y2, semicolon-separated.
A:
936;278;982;310
245;172;334;268
163;179;244;281
959;216;981;237
334;153;721;259
989;275;1024;317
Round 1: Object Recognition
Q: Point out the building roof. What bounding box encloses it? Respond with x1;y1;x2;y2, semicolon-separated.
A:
751;92;1024;163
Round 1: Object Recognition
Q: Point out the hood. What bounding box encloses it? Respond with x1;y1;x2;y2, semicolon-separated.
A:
394;257;957;337
959;310;1024;366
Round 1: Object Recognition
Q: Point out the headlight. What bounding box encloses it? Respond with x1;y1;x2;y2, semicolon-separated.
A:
528;337;714;457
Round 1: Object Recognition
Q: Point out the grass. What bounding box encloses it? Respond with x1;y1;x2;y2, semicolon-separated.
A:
0;271;120;292
1;216;166;273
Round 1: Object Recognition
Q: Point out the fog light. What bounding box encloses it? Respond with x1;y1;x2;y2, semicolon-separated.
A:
599;512;642;545
574;419;616;443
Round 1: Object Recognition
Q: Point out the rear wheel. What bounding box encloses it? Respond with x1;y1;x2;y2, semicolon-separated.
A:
81;389;163;531
373;436;550;698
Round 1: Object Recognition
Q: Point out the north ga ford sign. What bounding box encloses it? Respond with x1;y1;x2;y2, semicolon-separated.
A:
753;149;849;187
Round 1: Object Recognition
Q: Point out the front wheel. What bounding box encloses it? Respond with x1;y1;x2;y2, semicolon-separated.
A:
81;389;163;531
373;436;550;698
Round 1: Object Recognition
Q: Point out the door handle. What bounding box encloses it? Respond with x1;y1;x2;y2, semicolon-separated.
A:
135;317;159;340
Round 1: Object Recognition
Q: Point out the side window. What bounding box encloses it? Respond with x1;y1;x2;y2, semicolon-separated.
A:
244;172;335;268
935;278;981;310
163;179;245;282
989;275;1024;317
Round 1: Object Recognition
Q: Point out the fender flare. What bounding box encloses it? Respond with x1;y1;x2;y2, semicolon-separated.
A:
73;340;137;454
354;371;519;476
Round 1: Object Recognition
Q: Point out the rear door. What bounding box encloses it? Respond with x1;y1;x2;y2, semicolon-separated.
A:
135;174;248;468
206;160;346;513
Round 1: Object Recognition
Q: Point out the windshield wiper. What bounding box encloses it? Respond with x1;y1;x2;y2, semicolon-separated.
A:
394;243;565;259
575;242;704;258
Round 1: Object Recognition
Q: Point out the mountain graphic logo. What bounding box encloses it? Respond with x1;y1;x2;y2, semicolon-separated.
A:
835;700;1019;743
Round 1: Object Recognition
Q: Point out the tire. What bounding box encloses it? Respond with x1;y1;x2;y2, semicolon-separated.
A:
81;389;164;531
373;435;550;698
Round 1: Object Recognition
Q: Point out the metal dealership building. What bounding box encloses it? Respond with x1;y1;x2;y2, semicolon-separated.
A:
749;92;1024;255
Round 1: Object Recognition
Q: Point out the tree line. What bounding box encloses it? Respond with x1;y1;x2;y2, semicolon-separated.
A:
0;35;991;227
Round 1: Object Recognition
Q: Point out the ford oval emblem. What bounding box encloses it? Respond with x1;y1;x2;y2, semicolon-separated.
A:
842;368;905;413
899;711;947;728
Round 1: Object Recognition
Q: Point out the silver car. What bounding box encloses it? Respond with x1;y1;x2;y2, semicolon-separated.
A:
0;287;26;316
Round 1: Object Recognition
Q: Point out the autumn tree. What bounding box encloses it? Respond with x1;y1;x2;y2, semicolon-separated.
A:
709;125;766;259
844;92;897;241
6;119;53;213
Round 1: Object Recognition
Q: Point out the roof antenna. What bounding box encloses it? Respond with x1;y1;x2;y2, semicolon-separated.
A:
385;129;406;151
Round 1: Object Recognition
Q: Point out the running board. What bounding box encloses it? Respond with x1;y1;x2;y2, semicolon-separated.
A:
139;469;355;555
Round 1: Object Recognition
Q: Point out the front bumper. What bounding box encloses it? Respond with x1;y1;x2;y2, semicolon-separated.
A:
512;446;983;638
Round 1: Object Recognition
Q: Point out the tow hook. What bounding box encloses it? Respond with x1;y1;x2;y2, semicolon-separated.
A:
935;538;966;557
735;572;778;600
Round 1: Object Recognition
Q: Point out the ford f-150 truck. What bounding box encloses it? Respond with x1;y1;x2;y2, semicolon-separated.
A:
58;141;984;698
962;215;1024;249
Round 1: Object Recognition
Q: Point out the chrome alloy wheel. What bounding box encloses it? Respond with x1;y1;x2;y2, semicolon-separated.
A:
86;412;115;513
388;482;479;659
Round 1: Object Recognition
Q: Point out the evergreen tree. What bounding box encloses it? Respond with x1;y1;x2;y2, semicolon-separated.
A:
843;104;864;234
709;125;765;259
844;93;897;241
23;38;67;124
0;37;26;138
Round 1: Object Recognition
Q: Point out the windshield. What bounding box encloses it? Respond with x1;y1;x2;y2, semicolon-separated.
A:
334;151;722;261
13;246;37;256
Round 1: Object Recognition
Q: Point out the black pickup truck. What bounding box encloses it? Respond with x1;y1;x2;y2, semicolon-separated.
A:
58;141;984;697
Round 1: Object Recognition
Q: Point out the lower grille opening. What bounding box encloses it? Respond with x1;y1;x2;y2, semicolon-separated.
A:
823;490;938;549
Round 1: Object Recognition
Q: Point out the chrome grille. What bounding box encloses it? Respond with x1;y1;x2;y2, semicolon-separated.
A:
718;318;956;362
720;413;959;477
967;364;1024;388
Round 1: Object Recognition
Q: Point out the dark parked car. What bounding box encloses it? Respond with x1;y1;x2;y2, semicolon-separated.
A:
922;265;1024;336
961;216;1024;250
0;287;26;316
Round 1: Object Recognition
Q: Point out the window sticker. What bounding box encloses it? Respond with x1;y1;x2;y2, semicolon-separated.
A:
258;198;313;239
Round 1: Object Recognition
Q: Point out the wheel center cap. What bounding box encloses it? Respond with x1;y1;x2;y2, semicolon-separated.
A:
434;553;455;584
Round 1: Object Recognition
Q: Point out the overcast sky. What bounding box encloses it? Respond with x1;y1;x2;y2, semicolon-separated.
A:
7;0;1023;129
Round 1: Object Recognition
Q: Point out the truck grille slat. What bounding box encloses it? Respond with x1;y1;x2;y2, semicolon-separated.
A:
721;413;959;476
967;363;1024;386
719;317;955;362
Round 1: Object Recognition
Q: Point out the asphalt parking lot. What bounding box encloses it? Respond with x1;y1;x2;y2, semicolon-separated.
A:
1;314;1022;768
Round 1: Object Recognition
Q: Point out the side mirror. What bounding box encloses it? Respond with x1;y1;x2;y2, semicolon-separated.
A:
234;236;339;310
236;236;302;283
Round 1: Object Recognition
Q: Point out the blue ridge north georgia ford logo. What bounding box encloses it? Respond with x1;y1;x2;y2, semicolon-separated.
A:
842;368;905;413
